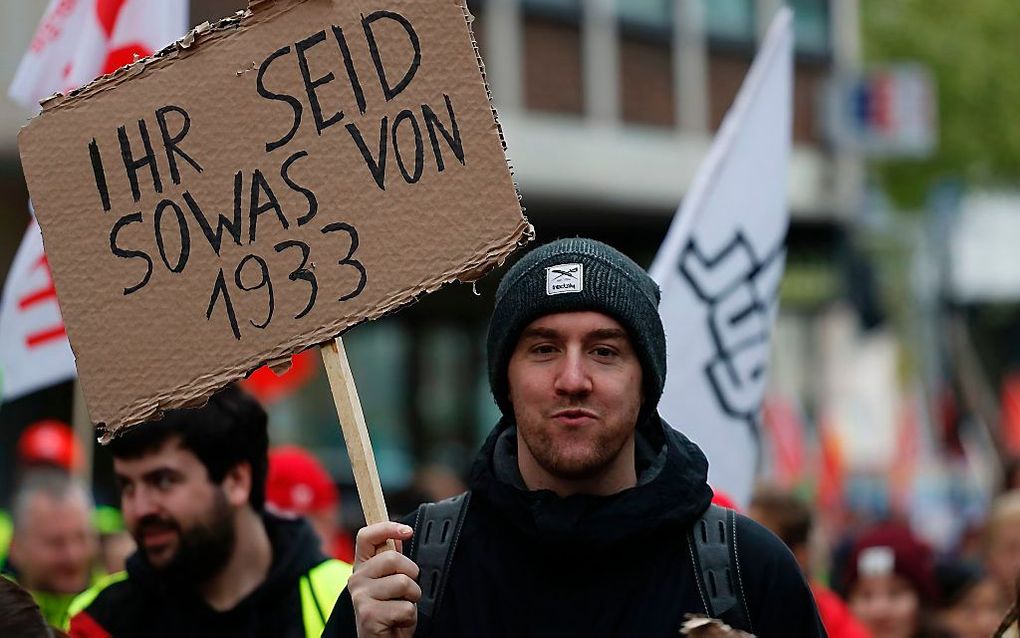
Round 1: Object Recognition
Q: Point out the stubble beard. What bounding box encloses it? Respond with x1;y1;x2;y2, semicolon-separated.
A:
518;414;635;481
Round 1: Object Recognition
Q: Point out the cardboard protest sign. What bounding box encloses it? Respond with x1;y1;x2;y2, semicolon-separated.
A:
18;0;529;437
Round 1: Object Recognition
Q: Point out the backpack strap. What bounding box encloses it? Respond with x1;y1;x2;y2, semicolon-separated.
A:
687;504;752;633
410;491;471;636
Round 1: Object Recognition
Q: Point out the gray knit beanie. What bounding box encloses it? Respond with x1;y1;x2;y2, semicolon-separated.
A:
486;237;666;416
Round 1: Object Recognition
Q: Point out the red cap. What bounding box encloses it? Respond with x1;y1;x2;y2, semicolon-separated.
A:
266;446;338;514
17;420;81;471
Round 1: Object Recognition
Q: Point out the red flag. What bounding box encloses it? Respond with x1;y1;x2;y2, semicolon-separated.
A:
1000;372;1020;455
890;395;921;513
762;395;806;488
242;352;318;406
816;413;845;512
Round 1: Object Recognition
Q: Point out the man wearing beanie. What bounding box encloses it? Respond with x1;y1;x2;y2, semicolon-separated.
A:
324;238;824;637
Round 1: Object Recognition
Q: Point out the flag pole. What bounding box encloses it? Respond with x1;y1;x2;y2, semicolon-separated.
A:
320;336;395;551
71;379;93;487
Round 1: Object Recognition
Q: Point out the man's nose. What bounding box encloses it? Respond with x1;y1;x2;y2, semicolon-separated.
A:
554;350;592;396
123;486;160;521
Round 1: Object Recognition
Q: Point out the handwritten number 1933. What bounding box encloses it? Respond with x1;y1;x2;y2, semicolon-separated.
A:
206;223;365;339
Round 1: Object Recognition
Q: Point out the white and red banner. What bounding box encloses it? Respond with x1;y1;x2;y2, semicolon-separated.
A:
8;0;187;111
2;0;187;401
650;9;793;506
0;218;76;400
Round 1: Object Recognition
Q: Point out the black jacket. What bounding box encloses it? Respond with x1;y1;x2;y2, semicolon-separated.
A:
69;512;332;638
325;414;826;637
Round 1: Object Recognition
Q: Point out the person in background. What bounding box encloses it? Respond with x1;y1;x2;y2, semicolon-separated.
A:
386;464;470;520
66;386;352;638
1000;457;1020;495
0;576;68;638
992;574;1020;638
414;463;468;502
749;484;872;638
933;558;1006;638
265;445;355;563
984;491;1020;602
0;420;84;564
4;469;98;629
842;523;942;638
2;420;131;578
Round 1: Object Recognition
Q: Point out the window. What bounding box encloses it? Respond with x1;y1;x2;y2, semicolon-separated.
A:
343;321;414;487
615;0;671;31
418;327;471;438
522;0;581;19
702;0;755;44
787;0;830;56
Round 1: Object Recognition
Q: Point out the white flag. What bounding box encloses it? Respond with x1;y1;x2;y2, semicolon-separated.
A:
2;0;187;401
9;0;187;111
0;219;77;400
650;9;793;506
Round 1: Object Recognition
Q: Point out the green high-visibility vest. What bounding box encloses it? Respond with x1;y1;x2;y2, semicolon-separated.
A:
300;559;353;638
66;559;352;637
0;510;12;565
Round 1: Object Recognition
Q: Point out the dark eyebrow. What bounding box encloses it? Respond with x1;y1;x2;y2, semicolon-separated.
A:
520;327;559;340
139;467;181;484
589;328;629;341
519;327;629;341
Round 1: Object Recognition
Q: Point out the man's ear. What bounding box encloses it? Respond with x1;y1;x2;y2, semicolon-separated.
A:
222;462;252;508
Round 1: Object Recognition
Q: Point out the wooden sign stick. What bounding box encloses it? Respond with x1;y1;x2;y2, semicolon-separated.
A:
320;336;395;551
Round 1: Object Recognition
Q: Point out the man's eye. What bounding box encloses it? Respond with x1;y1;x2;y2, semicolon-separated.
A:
531;344;557;354
592;347;617;358
155;474;175;490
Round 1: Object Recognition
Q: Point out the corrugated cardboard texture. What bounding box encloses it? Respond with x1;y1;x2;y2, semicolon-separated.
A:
18;0;529;437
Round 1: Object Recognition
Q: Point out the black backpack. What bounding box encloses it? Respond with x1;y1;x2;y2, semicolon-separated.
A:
409;494;752;635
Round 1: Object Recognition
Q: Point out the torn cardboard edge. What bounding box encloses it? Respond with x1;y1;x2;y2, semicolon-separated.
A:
95;221;533;442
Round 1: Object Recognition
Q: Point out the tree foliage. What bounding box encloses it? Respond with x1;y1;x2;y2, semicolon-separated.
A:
862;0;1020;208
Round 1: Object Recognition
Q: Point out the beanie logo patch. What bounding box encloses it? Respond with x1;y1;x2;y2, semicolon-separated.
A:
546;263;583;295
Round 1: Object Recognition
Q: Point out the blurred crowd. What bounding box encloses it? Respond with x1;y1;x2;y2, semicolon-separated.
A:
745;481;1020;638
2;411;1019;637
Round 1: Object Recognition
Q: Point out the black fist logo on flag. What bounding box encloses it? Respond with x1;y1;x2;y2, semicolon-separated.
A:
679;232;786;430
